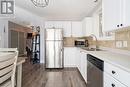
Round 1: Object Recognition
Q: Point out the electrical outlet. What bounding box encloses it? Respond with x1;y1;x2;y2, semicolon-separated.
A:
116;41;122;48
123;41;127;47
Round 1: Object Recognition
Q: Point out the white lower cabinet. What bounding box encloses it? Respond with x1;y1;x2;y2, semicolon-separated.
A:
79;51;87;83
64;47;77;67
104;62;129;87
76;48;87;83
64;47;87;83
104;72;127;87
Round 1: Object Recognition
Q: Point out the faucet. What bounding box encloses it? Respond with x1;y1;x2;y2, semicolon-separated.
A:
90;34;99;49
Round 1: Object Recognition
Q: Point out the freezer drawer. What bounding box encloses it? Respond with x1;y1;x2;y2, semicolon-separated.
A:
55;41;63;68
45;41;55;68
45;41;63;68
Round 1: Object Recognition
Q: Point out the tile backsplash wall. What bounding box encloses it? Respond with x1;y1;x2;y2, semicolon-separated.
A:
115;29;130;50
64;27;130;51
96;28;130;51
63;37;92;47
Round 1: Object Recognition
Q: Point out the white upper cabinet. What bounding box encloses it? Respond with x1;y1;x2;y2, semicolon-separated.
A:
53;21;64;29
102;0;121;32
82;17;93;36
45;21;70;37
63;21;71;37
71;22;82;37
102;0;130;32
45;21;55;29
122;0;130;27
45;21;82;37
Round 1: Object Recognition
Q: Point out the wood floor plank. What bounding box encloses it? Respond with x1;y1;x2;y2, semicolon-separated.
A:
22;60;87;87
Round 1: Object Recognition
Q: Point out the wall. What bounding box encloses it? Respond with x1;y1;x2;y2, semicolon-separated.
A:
0;20;8;48
0;6;45;63
64;27;130;52
14;6;45;63
92;27;130;51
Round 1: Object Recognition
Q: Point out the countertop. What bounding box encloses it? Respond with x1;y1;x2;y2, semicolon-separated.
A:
79;48;130;73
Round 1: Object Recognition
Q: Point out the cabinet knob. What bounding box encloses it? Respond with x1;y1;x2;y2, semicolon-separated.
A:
117;25;119;27
120;24;123;26
112;71;116;74
111;84;115;87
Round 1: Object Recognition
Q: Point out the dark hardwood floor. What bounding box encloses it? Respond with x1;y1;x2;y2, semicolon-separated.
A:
22;60;87;87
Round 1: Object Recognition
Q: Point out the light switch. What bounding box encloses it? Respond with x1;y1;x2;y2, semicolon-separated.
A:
123;41;127;47
116;41;122;48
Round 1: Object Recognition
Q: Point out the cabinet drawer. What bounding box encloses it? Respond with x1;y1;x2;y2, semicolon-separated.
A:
104;62;130;87
104;73;127;87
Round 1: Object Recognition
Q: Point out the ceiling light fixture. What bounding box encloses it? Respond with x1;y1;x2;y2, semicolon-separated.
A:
31;0;49;7
94;0;98;2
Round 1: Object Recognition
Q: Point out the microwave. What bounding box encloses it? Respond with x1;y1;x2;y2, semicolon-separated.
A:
75;39;86;47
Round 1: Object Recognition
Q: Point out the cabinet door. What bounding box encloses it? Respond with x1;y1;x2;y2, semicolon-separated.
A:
72;22;82;37
75;48;81;70
82;18;93;36
104;73;127;87
63;21;71;37
80;52;87;83
102;0;121;32
54;21;63;29
45;21;54;29
64;47;77;67
122;0;130;27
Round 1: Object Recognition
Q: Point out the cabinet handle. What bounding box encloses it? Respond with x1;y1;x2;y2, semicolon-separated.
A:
112;71;116;74
117;25;119;27
111;84;115;87
120;24;123;26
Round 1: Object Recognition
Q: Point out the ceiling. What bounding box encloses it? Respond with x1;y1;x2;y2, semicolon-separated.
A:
15;0;101;21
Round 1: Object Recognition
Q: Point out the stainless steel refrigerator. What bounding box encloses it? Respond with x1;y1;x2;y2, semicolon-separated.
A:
45;28;63;68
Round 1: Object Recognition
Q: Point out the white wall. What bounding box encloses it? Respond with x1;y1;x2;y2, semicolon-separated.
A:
0;6;45;63
14;6;45;63
0;20;8;48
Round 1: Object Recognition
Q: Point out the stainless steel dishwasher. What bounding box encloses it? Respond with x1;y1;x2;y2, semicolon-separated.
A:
87;54;104;87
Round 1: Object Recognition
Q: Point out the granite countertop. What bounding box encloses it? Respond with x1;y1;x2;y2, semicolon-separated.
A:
79;48;130;73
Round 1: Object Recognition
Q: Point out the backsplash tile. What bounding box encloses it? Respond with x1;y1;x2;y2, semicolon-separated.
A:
64;27;130;51
96;28;130;51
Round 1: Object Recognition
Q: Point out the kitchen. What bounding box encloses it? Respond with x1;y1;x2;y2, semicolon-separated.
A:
0;0;130;87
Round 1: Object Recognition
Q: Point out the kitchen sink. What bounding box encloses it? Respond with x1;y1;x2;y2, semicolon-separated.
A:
81;47;104;51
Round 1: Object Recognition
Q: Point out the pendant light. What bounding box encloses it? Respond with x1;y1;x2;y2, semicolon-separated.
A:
31;0;49;7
